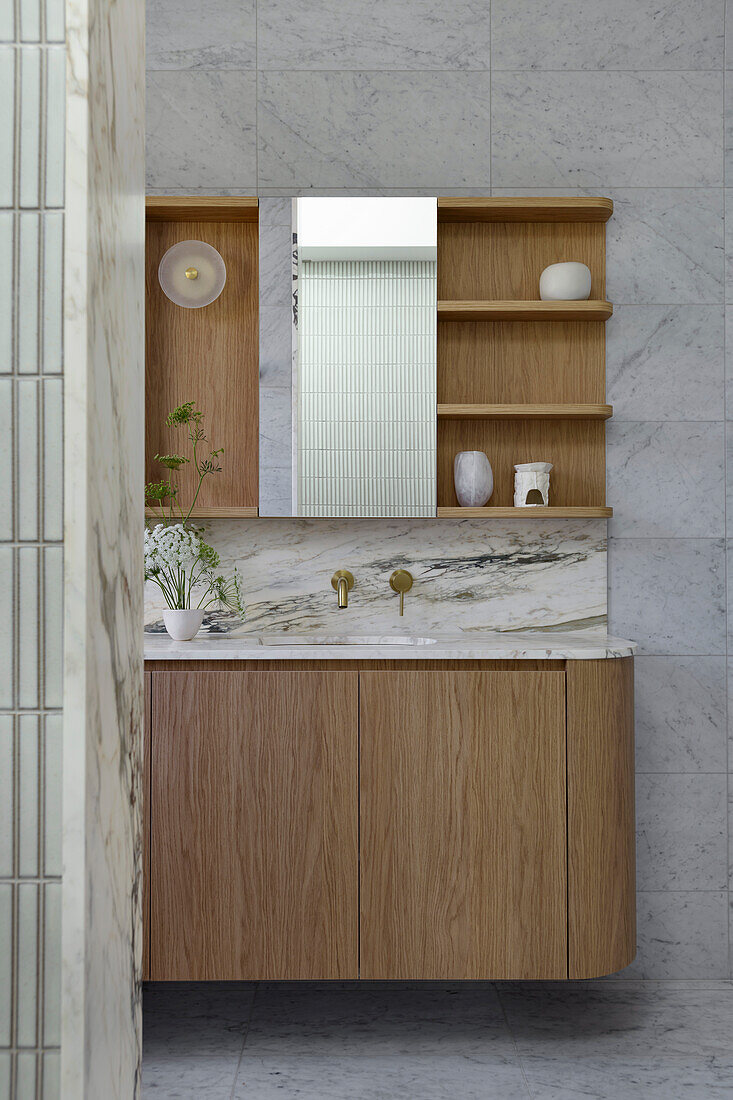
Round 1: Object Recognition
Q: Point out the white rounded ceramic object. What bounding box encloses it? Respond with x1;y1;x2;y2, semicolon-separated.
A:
539;261;591;301
454;451;493;507
163;609;206;640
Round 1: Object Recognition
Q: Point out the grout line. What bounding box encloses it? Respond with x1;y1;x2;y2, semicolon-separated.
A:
143;67;729;75
495;983;536;1099
229;983;259;1100
724;1;731;984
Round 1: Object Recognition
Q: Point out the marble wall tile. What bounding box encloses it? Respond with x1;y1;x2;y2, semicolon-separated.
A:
257;0;492;70
492;73;723;189
492;0;724;70
146;518;607;633
634;657;727;773
608;190;724;304
607;307;724;421
259;225;293;308
257;72;492;190
259;306;292;388
146;0;255;70
608;538;725;655
636;774;727;891
617;892;730;979
146;71;256;190
258;197;292;226
607;422;725;538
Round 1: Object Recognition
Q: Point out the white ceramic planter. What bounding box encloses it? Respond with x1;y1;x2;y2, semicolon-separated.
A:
454;451;493;507
514;462;553;507
539;262;591;301
163;609;206;641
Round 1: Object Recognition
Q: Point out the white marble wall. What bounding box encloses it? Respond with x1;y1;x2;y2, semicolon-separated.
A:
145;0;732;979
145;519;607;634
63;0;145;1095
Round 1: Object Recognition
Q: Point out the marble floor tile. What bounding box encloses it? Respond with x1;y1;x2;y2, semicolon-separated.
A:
146;0;255;70
607;306;724;421
497;982;733;1059
234;1054;531;1099
519;1054;733;1100
146;71;257;191
257;0;492;70
257;71;492;190
608;538;726;655
619;893;730;980
143;1053;240;1098
144;982;256;1058
607;421;725;539
635;774;727;891
492;72;722;189
633;656;727;773
244;981;509;1057
492;0;724;70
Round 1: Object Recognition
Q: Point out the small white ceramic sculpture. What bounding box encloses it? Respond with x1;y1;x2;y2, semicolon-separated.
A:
539;262;591;301
514;462;553;507
454;451;493;507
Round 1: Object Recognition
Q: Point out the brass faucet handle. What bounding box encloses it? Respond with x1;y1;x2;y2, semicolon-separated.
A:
389;569;413;617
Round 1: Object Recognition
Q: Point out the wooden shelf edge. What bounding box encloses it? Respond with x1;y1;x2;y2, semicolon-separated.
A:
437;404;613;421
145;506;259;519
146;196;259;222
437;197;613;223
436;506;613;518
438;300;613;322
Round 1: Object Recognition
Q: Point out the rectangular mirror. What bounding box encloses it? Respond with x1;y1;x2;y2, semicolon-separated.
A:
259;197;437;517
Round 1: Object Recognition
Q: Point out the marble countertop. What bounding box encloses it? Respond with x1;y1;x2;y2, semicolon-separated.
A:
144;630;636;661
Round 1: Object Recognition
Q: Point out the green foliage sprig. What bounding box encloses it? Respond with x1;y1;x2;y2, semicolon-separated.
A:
145;402;223;524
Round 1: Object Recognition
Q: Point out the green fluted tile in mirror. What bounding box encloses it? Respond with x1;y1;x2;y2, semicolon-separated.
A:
260;196;437;518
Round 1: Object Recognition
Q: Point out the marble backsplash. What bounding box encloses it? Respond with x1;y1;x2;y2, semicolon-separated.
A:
144;517;607;634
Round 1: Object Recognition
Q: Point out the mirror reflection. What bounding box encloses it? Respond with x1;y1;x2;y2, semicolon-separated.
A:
260;197;437;518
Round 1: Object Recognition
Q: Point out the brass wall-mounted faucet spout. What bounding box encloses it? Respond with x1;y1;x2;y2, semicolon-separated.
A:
331;570;355;609
389;569;413;616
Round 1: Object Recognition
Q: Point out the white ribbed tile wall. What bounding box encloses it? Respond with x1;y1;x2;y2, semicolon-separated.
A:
298;259;436;516
1;7;64;1097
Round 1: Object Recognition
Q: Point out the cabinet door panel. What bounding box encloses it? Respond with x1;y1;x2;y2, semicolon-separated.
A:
151;670;358;979
142;672;151;981
360;670;567;979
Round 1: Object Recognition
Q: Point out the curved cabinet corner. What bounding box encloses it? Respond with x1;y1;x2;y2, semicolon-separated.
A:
567;658;636;978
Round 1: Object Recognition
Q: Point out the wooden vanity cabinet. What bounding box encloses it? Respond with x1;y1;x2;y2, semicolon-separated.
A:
360;670;567;979
144;659;635;981
149;670;359;980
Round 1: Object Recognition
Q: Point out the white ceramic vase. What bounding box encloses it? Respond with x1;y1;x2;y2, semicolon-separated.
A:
539;262;591;301
163;609;205;641
454;451;493;507
514;462;553;507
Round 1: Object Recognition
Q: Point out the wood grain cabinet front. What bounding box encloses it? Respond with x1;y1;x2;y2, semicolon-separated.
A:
148;670;359;980
143;660;635;980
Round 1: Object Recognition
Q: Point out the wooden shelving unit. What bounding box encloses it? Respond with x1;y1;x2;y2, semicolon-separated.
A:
436;196;613;515
145;506;259;520
145;196;259;516
437;404;613;421
437;506;613;518
438;300;613;322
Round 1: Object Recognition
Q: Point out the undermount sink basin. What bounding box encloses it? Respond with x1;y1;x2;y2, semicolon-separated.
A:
260;634;438;646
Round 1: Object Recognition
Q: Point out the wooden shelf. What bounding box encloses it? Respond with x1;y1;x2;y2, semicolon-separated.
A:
145;196;259;222
437;404;613;421
436;507;613;518
437;197;614;223
438;301;613;322
145;506;259;520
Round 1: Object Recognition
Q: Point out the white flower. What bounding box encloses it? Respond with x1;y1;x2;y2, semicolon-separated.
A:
144;524;201;575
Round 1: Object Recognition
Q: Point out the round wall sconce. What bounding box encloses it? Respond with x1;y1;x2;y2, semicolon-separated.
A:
158;240;227;308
